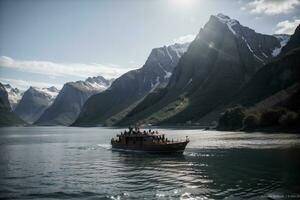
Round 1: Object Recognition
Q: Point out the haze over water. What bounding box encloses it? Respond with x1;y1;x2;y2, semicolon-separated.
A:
0;127;300;199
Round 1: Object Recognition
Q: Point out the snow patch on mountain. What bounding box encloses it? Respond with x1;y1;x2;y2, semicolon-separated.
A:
242;37;254;53
215;13;238;35
150;77;161;92
164;71;172;79
32;86;59;100
242;36;264;63
272;34;290;57
145;42;189;88
254;54;264;63
169;42;190;58
3;84;23;110
68;76;113;92
262;52;268;58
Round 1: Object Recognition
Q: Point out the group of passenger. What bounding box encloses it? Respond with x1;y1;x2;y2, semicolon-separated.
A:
112;127;190;145
118;127;171;143
121;127;159;136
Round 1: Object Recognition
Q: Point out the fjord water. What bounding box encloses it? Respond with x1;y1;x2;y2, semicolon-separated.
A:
0;127;300;200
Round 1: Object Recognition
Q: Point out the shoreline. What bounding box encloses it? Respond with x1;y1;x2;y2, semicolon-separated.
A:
1;124;299;134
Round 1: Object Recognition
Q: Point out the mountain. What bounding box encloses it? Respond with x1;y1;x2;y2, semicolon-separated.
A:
35;76;113;126
118;14;287;126
72;43;189;126
279;26;300;56
3;84;23;110
14;86;59;124
235;25;300;107
272;34;290;57
217;24;300;131
0;82;25;126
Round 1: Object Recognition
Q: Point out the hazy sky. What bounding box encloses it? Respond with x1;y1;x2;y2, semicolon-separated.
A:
0;0;299;90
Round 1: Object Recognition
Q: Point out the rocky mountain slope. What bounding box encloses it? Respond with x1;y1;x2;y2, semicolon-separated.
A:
118;14;288;126
14;86;59;124
235;25;300;108
0;82;25;126
3;84;23;110
217;35;300;132
35;76;113;126
72;43;189;126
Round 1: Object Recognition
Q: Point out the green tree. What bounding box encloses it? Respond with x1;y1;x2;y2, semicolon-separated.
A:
217;106;245;130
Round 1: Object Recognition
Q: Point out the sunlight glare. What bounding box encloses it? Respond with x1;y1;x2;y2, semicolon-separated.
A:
172;0;196;8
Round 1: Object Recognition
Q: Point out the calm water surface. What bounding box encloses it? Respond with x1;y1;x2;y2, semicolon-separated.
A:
0;127;300;200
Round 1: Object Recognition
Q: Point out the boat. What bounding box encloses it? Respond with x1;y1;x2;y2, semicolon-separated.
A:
111;128;189;153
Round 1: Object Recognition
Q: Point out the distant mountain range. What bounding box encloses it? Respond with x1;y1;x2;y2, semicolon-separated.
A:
72;42;189;126
35;76;113;126
1;76;113;126
14;86;59;124
1;13;299;130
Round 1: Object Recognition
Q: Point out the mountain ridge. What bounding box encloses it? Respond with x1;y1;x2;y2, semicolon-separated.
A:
72;42;190;126
35;76;113;126
118;13;288;126
14;86;59;124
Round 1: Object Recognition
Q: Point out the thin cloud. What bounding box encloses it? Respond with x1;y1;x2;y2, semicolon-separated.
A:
275;18;300;34
0;56;134;79
173;34;196;44
0;77;63;91
242;0;300;15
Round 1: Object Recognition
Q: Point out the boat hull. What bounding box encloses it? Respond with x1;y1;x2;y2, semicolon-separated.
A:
111;141;189;154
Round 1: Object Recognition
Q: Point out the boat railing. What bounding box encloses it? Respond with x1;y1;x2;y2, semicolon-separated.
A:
112;131;189;144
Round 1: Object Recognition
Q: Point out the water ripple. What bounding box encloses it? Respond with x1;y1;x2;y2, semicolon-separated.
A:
1;127;300;199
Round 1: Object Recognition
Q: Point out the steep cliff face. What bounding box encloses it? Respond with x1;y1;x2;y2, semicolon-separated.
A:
235;24;300;107
14;87;59;124
279;25;300;56
217;25;300;131
72;43;189;126
119;14;285;126
0;82;25;126
0;83;10;108
35;76;113;126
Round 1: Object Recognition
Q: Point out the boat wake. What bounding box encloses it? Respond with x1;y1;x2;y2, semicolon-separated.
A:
97;144;112;150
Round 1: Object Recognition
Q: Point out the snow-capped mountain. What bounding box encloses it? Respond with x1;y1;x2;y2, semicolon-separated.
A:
14;86;59;123
72;42;189;126
32;86;59;101
207;14;287;64
3;84;23;110
35;76;113;126
67;76;113;92
0;82;25;126
118;13;289;126
142;43;190;86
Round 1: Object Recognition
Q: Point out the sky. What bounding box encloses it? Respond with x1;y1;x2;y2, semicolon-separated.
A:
0;0;299;90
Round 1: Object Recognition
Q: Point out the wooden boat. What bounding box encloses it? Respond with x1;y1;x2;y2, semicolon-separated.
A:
111;128;189;153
